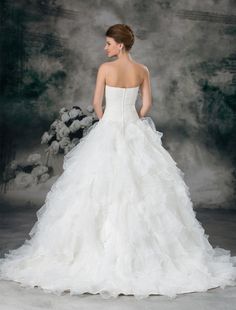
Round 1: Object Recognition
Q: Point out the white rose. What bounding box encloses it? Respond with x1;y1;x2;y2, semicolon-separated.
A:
31;165;48;177
50;120;65;134
39;173;50;183
92;111;98;119
14;172;37;189
80;116;93;128
56;124;70;140
69;120;81;133
41;131;54;144
69;108;82;119
72;137;80;145
50;119;63;130
50;140;60;155
59;137;71;149
86;105;94;113
59;107;68;115
55;122;66;136
61;111;70;123
27;153;42;165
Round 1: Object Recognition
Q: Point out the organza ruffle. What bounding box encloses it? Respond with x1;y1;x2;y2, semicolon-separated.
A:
0;116;236;300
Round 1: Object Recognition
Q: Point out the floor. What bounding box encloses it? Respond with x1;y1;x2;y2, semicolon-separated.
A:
0;201;236;310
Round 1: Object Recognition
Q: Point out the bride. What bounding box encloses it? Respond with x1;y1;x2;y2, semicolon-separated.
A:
0;23;236;300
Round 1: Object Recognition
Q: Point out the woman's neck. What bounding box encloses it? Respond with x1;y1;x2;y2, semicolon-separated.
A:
116;51;133;62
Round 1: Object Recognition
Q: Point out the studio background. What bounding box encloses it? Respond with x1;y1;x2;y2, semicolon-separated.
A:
0;0;235;210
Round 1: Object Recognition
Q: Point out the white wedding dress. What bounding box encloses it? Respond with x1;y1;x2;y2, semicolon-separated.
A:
0;84;236;300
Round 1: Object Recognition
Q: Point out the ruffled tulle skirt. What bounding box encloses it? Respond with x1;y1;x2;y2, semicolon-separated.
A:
0;116;236;300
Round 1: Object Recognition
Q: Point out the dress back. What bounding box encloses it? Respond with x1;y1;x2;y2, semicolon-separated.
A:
102;85;140;123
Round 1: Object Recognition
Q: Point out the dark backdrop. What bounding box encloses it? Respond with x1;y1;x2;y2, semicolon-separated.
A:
0;0;235;209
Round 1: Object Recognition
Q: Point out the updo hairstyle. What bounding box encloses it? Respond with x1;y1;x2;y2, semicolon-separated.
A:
105;24;135;51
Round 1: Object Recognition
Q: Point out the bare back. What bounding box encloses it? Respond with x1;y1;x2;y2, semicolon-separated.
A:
92;59;152;119
105;60;145;88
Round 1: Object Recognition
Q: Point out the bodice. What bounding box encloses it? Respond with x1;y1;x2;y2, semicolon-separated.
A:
101;85;140;123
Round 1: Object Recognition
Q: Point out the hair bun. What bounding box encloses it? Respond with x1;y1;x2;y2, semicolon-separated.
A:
123;24;134;36
105;24;135;51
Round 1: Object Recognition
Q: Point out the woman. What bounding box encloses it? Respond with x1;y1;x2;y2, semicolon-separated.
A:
0;23;236;300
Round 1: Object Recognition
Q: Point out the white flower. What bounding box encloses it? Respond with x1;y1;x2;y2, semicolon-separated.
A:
61;111;70;123
41;131;54;144
39;173;50;183
69;119;81;133
59;137;71;149
27;153;42;165
86;105;94;113
31;165;48;177
80;116;93;128
92;111;98;119
14;172;37;189
59;107;68;115
69;108;82;119
55;121;66;133
72;137;80;145
50;119;59;130
49;128;56;135
50;119;64;131
50;140;60;155
56;124;70;140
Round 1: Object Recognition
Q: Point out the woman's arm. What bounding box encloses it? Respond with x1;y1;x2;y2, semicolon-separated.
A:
138;66;152;118
92;63;107;120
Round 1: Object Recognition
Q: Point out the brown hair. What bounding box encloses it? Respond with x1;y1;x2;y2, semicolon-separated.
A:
105;24;135;51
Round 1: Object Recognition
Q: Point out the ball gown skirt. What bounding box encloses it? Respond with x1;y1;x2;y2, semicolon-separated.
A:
0;85;236;300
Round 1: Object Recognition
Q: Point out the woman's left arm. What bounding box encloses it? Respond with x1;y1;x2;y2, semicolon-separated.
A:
92;63;107;120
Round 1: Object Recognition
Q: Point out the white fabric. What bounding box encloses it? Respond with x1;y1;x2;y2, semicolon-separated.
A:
0;85;236;300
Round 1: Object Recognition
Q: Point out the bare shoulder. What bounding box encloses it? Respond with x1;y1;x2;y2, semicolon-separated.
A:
98;62;110;71
137;63;149;74
131;61;149;75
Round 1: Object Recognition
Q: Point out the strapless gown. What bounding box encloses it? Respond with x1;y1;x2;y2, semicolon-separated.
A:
0;84;236;300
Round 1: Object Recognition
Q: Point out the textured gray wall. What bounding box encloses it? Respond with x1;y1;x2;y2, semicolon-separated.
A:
0;0;235;208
